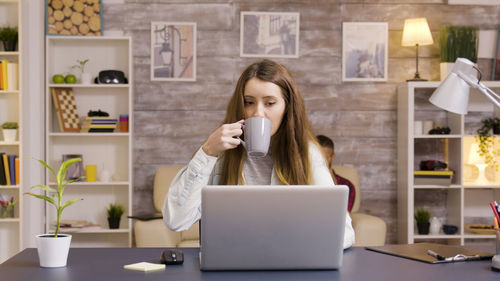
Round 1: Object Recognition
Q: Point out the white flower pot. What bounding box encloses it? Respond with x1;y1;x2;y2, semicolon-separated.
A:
36;234;72;268
81;72;92;84
2;129;17;142
440;62;455;81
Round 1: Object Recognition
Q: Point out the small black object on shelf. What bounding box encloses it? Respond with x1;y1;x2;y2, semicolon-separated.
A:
428;127;451;134
94;70;128;84
442;224;458;235
419;160;448;171
87;109;109;117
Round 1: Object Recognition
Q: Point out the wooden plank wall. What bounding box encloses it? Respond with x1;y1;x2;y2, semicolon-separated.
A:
102;0;500;244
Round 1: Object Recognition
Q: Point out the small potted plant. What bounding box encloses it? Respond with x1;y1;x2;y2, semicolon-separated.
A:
72;59;91;84
2;122;18;143
0;26;18;51
25;157;83;268
107;203;124;229
438;25;478;80
475;117;500;169
414;208;431;235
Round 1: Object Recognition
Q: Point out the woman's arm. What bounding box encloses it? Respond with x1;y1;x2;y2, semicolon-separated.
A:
309;142;356;249
162;147;217;231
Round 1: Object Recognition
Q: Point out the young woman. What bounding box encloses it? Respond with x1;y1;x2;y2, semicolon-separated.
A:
162;59;355;248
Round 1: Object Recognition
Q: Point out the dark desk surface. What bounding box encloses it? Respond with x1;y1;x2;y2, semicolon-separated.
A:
0;247;498;281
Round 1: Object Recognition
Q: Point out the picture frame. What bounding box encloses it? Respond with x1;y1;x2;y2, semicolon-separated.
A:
492;25;500;80
342;22;388;82
240;11;300;58
151;22;197;81
45;0;103;36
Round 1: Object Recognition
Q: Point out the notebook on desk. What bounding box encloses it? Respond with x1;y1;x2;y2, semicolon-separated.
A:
366;242;494;264
200;185;349;270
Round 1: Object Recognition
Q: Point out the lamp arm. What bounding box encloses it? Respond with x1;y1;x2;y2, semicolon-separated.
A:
456;72;500;109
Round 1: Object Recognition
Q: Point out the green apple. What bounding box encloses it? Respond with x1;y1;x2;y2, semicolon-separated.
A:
52;74;65;84
64;74;77;84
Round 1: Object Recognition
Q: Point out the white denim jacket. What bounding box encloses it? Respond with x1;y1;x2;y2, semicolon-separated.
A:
162;142;355;249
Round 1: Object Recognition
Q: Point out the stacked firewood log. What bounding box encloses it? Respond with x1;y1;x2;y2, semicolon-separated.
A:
47;0;101;36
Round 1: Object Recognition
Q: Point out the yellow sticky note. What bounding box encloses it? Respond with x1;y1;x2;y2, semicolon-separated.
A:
123;262;165;272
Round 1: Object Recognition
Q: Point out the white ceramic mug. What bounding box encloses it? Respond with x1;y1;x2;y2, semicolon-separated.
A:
239;117;271;157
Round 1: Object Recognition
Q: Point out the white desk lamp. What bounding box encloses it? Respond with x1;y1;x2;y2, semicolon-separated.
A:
428;57;500;271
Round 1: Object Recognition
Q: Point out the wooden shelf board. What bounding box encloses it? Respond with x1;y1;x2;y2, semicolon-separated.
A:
49;133;129;137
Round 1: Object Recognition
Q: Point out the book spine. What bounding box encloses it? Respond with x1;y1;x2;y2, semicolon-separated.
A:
0;61;3;90
8;155;15;185
6;62;18;91
1;60;8;90
15;157;19;185
3;154;10;185
0;153;5;185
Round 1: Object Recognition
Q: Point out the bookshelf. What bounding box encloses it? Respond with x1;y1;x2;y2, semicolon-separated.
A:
45;36;133;247
0;0;21;264
397;81;500;246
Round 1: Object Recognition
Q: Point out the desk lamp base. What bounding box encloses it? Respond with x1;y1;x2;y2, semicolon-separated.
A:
492;255;500;271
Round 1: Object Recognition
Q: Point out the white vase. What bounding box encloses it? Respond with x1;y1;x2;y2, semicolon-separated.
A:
429;217;442;235
440;62;455;81
81;72;92;84
35;234;72;268
2;129;17;142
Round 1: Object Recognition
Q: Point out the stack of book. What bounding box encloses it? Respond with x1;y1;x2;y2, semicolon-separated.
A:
414;170;453;185
0;153;19;186
80;117;117;133
0;60;19;91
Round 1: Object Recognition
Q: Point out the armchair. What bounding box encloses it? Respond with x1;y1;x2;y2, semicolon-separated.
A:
134;165;199;247
332;165;387;246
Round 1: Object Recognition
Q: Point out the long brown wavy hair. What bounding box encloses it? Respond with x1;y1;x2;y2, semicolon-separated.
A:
219;59;317;185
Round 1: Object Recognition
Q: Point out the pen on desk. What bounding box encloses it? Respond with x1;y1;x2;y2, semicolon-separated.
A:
427;250;445;260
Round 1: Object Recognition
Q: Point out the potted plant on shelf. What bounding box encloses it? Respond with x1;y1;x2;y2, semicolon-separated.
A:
0;26;18;51
414;208;431;235
72;59;91;84
0;195;17;218
475;117;500;169
107;203;124;229
2;122;18;143
25;157;83;268
438;25;478;80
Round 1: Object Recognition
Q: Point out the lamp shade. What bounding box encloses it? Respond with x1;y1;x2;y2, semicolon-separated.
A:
429;58;476;115
401;18;434;46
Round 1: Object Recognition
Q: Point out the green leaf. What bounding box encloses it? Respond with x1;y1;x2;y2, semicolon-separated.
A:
31;184;56;193
25;192;56;207
61;198;82;211
56;158;82;187
31;157;56;179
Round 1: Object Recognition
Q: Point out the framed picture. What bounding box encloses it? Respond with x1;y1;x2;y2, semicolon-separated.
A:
342;22;388;82
151;22;197;81
46;0;103;36
492;26;500;80
240;12;300;58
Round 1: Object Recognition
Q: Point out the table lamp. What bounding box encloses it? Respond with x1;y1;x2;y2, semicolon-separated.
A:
401;18;434;81
467;142;490;185
428;57;500;271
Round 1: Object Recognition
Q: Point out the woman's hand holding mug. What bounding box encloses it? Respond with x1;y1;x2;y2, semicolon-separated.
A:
202;120;244;157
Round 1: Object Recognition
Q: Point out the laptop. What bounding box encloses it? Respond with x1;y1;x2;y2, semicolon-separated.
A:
200;185;348;270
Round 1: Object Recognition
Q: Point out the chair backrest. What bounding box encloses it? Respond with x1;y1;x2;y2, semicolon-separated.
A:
331;165;360;213
153;165;184;212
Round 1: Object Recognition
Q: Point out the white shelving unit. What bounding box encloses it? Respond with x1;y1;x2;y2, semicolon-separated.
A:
45;36;133;247
397;81;500;245
0;0;22;264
